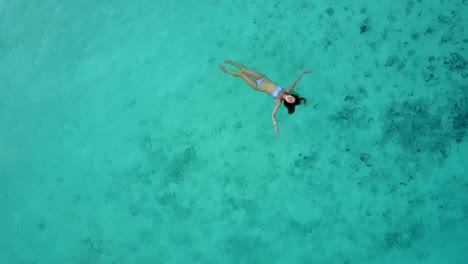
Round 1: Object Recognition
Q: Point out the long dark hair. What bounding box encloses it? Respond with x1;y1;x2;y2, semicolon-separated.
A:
283;91;307;114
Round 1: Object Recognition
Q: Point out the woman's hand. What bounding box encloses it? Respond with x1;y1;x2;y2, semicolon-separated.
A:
274;123;279;136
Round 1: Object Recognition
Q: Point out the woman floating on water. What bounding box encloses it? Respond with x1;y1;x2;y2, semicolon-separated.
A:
219;60;310;135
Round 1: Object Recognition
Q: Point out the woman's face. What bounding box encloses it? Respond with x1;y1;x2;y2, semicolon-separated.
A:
285;95;296;104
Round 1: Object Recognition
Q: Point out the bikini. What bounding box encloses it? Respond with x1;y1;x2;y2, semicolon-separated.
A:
256;77;283;99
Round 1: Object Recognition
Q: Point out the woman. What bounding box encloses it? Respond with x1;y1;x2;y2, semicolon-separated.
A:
219;60;310;135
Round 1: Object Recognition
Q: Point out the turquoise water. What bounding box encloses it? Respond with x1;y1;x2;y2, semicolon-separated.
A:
1;0;467;263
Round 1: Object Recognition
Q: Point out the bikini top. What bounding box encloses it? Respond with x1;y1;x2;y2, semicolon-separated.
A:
272;86;283;98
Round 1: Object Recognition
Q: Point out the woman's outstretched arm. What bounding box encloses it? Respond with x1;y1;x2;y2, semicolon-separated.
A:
271;100;281;135
285;70;311;93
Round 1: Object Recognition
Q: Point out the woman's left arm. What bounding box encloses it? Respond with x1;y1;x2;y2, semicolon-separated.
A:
271;100;281;135
285;70;311;93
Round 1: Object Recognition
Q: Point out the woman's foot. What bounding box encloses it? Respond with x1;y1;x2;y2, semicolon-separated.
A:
225;60;245;70
219;64;240;76
219;64;228;73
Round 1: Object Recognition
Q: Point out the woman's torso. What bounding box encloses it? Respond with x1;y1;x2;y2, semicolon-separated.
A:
259;78;284;98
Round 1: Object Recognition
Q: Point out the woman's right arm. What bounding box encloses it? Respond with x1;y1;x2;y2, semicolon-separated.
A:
285;70;311;93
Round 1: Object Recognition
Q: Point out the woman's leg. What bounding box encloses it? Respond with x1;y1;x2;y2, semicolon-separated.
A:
225;60;265;80
219;65;258;89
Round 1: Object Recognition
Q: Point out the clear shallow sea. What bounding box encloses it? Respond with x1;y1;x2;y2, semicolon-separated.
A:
1;0;467;263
